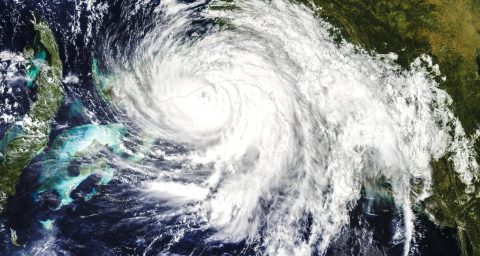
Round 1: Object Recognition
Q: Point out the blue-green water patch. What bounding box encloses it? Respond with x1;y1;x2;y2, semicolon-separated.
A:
92;58;118;100
39;219;54;230
25;49;47;88
49;123;126;160
37;124;127;208
83;188;97;201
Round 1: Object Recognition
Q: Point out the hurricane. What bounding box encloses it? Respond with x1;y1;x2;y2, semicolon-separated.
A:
0;0;479;255
100;0;477;254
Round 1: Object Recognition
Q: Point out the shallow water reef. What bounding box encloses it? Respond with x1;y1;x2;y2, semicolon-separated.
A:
306;0;480;254
0;18;63;212
36;123;127;208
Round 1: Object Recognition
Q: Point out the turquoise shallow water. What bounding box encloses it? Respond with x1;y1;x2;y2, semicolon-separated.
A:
37;124;126;206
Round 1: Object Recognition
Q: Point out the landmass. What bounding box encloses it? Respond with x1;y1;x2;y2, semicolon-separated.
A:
305;0;480;254
0;17;63;212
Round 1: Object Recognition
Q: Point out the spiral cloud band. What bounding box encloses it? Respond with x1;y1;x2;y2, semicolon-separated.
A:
104;0;478;254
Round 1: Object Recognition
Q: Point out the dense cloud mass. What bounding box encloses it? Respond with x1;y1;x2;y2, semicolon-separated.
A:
107;0;477;254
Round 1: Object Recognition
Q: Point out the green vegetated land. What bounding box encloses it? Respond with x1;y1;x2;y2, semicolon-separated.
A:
0;18;63;212
304;0;480;254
